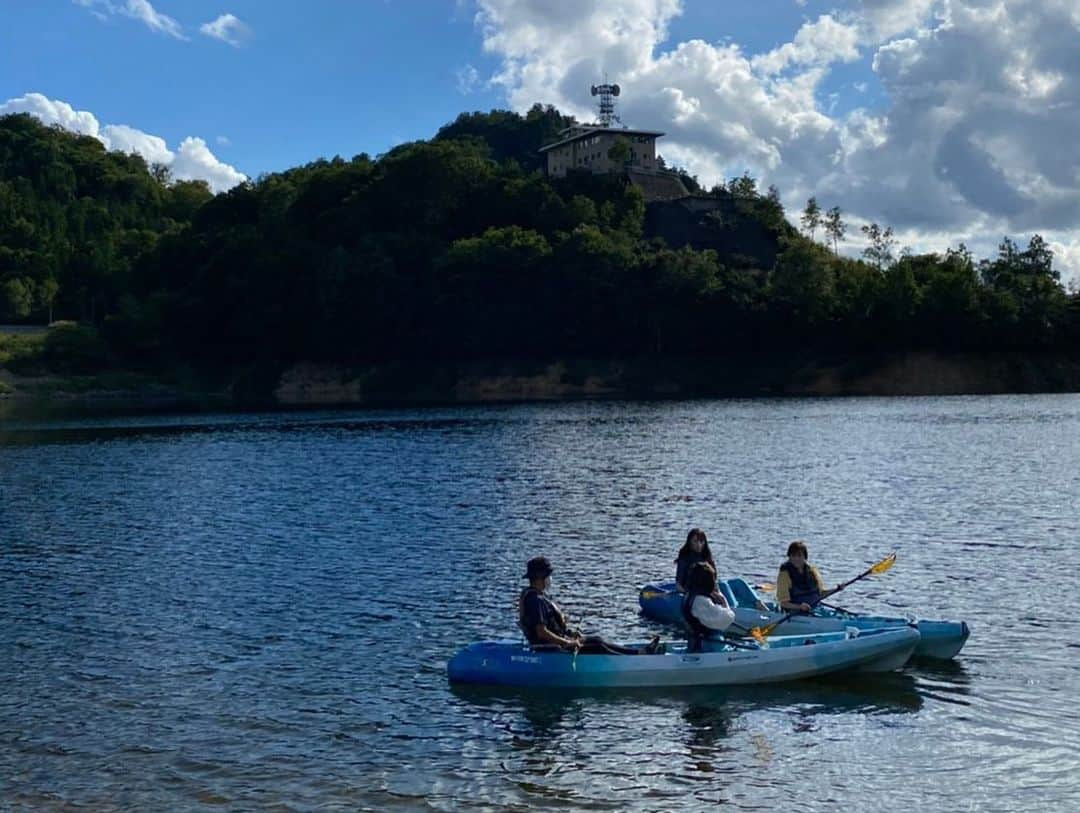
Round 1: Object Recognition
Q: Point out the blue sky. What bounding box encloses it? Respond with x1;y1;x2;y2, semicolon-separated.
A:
0;1;888;178
2;1;1079;280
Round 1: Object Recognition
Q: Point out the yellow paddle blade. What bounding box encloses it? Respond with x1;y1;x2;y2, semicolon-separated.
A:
755;582;776;594
750;627;768;644
870;552;897;575
640;590;661;600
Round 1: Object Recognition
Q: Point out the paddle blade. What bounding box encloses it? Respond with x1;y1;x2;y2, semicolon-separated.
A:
870;552;897;575
755;582;776;594
750;626;768;644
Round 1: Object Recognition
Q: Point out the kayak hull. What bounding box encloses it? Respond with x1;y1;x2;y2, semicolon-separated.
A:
447;627;920;688
639;580;969;661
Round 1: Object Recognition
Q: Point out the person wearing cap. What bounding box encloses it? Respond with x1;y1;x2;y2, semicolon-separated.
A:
519;556;661;655
775;540;838;614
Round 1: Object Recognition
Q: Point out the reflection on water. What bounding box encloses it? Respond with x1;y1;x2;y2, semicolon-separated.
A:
3;396;1080;811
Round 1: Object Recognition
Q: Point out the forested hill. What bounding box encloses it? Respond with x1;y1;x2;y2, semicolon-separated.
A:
1;108;1078;380
0;113;212;326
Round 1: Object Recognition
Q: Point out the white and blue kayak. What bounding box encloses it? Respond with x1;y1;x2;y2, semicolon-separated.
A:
447;626;920;688
639;579;969;661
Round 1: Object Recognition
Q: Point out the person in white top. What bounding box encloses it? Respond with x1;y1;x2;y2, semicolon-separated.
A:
681;561;735;651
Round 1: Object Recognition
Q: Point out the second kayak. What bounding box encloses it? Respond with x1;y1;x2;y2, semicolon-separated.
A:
639;579;969;660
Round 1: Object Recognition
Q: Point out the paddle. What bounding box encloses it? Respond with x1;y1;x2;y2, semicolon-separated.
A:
819;600;856;616
750;552;896;643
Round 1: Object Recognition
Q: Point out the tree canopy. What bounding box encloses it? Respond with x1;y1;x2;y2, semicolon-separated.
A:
2;108;1077;372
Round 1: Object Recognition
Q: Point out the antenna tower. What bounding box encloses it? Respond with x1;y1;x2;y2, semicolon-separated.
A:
590;82;621;127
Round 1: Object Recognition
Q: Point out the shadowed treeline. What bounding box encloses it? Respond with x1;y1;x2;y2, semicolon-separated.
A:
1;107;1078;378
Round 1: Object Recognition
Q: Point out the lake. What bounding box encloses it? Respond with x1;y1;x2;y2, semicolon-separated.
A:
2;395;1079;811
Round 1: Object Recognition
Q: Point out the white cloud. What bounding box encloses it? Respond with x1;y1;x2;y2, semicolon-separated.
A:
456;64;482;94
199;13;251;47
101;123;173;165
846;0;942;43
0;92;101;137
0;92;245;193
74;0;187;40
216;135;231;146
752;15;860;75
473;0;1080;285
171;137;246;190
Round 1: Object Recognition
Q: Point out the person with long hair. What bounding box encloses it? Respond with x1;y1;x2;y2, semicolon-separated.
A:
675;528;715;593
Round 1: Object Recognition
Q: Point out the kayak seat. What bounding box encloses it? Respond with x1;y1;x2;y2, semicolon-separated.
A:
724;578;761;609
717;582;737;608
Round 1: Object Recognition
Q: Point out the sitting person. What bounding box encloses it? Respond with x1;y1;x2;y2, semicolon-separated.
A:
675;528;716;593
519;557;661;655
775;540;837;614
681;561;736;652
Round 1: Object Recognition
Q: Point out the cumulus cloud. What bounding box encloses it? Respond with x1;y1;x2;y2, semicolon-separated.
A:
74;0;187;40
101;123;173;165
751;15;860;75
0;92;245;193
472;0;1080;284
0;92;102;137
845;0;942;43
171;137;247;190
199;13;251;47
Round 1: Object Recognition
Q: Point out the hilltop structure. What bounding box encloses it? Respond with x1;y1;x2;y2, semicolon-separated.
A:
538;83;686;200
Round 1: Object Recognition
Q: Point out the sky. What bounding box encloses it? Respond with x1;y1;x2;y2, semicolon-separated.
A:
2;0;1079;284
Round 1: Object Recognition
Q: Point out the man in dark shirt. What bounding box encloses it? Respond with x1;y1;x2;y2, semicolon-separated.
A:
518;556;660;654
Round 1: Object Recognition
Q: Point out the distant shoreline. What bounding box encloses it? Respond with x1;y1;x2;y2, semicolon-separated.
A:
3;350;1080;417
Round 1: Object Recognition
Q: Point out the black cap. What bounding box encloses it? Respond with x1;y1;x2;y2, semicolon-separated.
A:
523;556;553;579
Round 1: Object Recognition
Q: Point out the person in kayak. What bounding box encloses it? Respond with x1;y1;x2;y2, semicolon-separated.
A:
776;540;837;614
675;528;716;592
681;561;736;652
519;556;662;655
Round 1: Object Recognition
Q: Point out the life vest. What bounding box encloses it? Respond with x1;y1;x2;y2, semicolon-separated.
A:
681;592;711;653
519;586;568;643
781;561;820;608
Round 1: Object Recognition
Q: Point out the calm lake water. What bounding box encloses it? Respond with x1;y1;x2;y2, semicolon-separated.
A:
2;395;1080;811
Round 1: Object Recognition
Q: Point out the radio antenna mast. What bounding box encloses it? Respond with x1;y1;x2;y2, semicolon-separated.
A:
590;81;621;127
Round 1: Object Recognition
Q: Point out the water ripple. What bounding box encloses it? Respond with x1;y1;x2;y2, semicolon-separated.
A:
3;395;1080;811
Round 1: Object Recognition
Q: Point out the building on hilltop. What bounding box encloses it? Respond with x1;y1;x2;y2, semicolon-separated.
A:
539;124;664;177
539;82;687;201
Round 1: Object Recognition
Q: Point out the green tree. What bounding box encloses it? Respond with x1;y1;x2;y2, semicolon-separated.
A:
861;222;896;269
824;206;845;255
801;197;822;241
728;173;757;198
978;235;1065;347
607;136;631;166
37;277;59;323
150;162;172;186
646;246;723;352
2;276;33;319
769;238;836;329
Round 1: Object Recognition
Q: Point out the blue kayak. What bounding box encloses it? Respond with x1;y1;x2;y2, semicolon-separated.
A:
639;579;969;661
447;626;920;688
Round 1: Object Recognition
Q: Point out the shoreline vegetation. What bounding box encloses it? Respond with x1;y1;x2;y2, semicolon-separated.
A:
3;350;1080;418
2;105;1079;416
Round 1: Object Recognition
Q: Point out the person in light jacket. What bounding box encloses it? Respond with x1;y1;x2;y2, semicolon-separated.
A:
681;561;735;652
